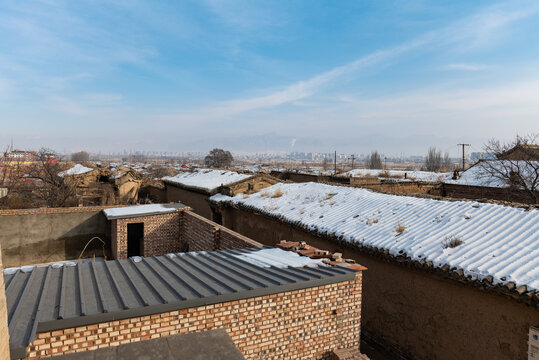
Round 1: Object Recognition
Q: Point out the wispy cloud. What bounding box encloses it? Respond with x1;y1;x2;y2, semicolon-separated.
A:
180;2;539;121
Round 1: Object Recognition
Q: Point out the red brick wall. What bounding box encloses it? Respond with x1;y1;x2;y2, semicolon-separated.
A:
112;211;261;259
25;274;363;360
112;212;182;259
181;211;261;251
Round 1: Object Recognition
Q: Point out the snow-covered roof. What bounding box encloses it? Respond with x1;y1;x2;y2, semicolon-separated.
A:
163;169;253;192
103;203;187;220
231;248;326;268
211;182;539;291
344;169;450;182
444;160;538;189
58;164;94;177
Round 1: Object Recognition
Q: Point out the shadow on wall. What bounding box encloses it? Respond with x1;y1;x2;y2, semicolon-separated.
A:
0;211;111;267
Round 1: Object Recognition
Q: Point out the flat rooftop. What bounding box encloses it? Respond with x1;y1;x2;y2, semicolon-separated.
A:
49;329;245;360
102;203;188;220
4;246;358;359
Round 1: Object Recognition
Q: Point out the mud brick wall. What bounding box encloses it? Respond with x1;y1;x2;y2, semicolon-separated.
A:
217;205;539;360
25;275;363;360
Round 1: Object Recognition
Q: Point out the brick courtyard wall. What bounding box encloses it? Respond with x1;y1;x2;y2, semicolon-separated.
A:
112;212;182;259
180;211;261;251
24;274;362;360
111;210;261;259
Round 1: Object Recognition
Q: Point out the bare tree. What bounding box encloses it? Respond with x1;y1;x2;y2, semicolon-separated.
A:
367;151;382;169
205;148;234;168
321;157;329;171
479;134;539;203
27;148;78;207
71;151;90;162
424;147;452;172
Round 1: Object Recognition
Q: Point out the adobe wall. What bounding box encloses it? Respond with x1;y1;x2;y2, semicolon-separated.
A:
442;183;536;204
350;179;438;196
164;183;213;219
24;277;362;360
219;206;539;360
0;207;113;267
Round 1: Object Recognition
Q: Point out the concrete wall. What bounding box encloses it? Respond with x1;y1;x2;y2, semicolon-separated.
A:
220;206;539;360
0;207;111;267
164;183;213;219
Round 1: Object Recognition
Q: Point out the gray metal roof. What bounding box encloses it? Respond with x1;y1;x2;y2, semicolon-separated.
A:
4;247;357;359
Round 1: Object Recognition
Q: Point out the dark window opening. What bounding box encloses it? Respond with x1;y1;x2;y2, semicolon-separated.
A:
127;222;144;257
212;208;222;225
98;175;109;182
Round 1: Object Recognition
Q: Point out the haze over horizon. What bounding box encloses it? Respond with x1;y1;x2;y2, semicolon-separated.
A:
1;0;538;156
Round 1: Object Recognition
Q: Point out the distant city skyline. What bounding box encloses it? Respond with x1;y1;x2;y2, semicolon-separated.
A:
1;1;538;155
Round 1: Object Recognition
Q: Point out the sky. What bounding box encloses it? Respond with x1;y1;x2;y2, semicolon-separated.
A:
0;0;538;156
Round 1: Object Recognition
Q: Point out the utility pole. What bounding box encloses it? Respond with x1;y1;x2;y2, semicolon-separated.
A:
457;144;471;171
348;154;356;170
334;151;337;174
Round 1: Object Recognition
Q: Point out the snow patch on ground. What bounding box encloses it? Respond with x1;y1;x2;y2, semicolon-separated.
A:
212;182;539;290
344;169;450;182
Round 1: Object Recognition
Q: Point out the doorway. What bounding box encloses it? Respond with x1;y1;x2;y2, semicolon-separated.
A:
127;223;143;257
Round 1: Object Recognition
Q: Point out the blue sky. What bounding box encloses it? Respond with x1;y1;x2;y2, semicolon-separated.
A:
0;0;538;155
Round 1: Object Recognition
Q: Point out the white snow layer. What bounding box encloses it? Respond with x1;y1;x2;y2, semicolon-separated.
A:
103;204;180;218
163;169;252;191
211;182;539;290
58;164;94;177
344;169;450;182
444;160;539;189
231;248;326;268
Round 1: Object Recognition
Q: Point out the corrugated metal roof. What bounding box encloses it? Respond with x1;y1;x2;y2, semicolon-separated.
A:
211;182;539;292
4;247;356;359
